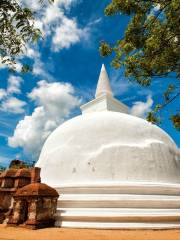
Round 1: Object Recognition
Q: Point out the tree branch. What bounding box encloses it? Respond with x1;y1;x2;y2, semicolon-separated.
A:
158;92;180;112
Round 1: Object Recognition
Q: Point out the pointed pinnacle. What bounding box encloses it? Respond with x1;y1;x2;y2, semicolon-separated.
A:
95;64;113;98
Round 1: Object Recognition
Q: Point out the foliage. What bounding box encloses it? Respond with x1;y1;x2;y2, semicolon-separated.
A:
0;0;40;71
0;165;6;172
9;159;33;169
100;0;180;129
171;114;180;131
0;0;53;72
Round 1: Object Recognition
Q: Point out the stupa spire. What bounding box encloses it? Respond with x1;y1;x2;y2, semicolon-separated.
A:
80;64;129;114
95;64;113;98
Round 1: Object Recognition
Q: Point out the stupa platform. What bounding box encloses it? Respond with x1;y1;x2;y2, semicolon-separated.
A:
55;183;180;229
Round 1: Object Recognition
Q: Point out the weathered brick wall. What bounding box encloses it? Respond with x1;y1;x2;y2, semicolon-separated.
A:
0;190;14;210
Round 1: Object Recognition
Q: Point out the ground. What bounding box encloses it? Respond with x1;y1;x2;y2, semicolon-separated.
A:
1;225;180;240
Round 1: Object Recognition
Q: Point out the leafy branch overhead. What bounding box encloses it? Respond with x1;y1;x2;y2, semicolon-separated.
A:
100;0;180;130
0;0;53;72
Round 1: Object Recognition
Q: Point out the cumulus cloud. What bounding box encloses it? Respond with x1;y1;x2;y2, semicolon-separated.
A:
0;75;26;114
52;16;85;51
1;97;26;114
57;0;77;9
32;59;44;75
8;80;81;158
23;45;40;59
130;95;153;118
17;0;87;80
43;4;87;51
0;75;23;98
21;0;77;11
0;1;87;72
0;89;7;100
43;4;63;24
21;0;86;52
7;76;23;94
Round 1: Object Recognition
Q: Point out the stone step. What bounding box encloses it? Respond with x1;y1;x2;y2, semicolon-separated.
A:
55;208;180;227
57;207;180;214
56;184;180;195
55;185;180;229
58;194;180;208
56;208;180;220
55;220;180;229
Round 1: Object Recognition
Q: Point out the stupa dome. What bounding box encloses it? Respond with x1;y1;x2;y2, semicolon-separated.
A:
37;111;179;187
37;65;180;187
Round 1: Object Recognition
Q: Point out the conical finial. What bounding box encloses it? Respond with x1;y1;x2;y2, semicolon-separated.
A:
80;64;129;114
95;64;113;98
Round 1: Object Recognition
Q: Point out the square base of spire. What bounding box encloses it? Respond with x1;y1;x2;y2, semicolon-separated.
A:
80;94;129;114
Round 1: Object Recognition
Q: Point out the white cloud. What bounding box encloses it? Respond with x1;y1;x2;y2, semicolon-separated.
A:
24;45;40;59
1;1;89;78
1;97;26;114
28;80;80;117
32;58;55;81
57;0;77;9
8;80;81;158
7;76;23;94
41;3;87;51
0;75;23;98
130;95;153;118
19;0;87;80
52;17;85;51
14;62;23;72
21;0;85;52
33;19;44;32
0;1;88;74
21;0;41;11
0;75;25;114
43;5;63;24
33;59;47;76
0;89;7;100
21;0;77;11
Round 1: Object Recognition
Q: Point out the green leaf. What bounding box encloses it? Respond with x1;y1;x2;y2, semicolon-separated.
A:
101;0;180;131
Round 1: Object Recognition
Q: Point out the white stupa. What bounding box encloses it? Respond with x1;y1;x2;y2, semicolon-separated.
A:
36;65;180;229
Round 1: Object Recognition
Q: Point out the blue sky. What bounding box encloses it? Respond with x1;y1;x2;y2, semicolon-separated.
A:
0;0;179;167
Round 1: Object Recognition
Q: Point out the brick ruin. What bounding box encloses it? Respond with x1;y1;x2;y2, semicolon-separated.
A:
0;165;59;229
0;167;33;222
